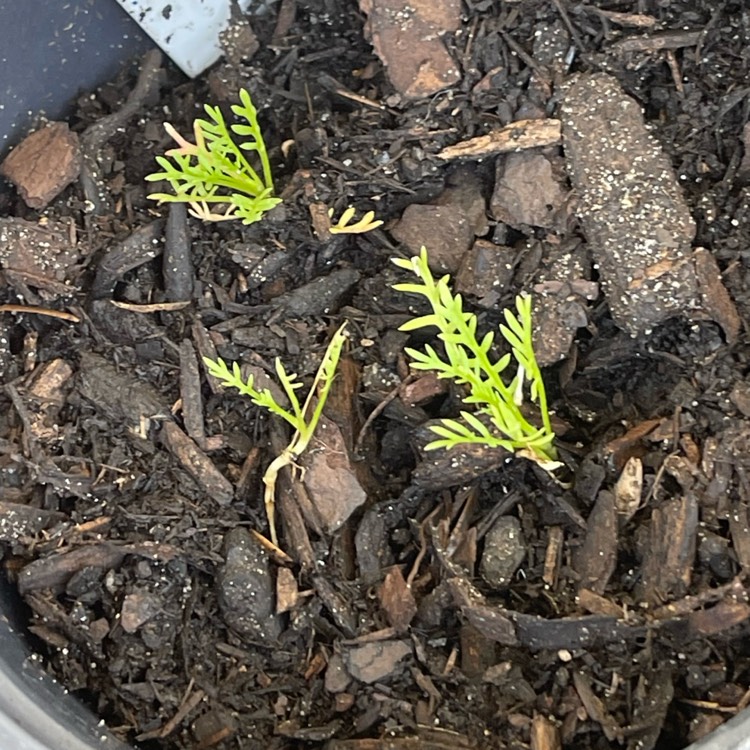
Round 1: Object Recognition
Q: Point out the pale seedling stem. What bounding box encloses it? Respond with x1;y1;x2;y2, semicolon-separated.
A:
203;323;348;545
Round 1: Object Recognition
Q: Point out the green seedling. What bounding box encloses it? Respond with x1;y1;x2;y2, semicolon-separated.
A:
203;323;348;546
328;206;384;234
392;248;557;467
146;88;281;225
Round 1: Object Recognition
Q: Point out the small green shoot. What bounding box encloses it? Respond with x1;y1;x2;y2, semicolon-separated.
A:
203;323;348;546
328;206;384;234
392;248;557;467
146;88;281;225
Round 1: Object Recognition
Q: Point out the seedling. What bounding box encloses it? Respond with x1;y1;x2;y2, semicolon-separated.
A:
392;248;557;467
328;206;384;234
146;88;281;225
203;323;348;545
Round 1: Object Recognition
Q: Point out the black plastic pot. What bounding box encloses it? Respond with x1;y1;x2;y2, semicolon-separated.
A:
0;3;748;750
0;0;151;154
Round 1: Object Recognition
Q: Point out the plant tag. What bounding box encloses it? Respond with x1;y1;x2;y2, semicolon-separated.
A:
114;0;256;77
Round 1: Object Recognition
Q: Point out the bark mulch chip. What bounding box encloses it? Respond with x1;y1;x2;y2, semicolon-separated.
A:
1;2;750;749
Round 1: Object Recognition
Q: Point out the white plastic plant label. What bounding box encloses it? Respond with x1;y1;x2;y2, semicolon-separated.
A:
114;0;255;77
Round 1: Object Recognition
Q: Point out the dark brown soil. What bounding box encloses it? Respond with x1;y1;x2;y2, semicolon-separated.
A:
2;2;750;749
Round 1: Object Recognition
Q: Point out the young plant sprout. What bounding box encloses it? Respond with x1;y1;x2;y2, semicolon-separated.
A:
204;323;348;545
392;248;557;467
328;206;384;234
146;88;281;225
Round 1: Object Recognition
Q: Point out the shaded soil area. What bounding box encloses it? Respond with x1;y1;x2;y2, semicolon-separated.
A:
2;1;750;748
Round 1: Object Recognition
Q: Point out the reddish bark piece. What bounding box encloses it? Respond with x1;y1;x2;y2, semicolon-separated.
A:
378;566;417;632
693;247;741;343
491;152;567;230
120;591;162;633
300;415;367;534
459;624;496;678
399;373;446;407
360;0;461;99
392;204;473;273
344;639;411;683
161;422;234;506
687;600;750;636
1;122;81;209
455;240;516;303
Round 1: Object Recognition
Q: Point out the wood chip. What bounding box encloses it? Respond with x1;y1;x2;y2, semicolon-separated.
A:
378;565;417;632
687;600;750;637
160;422;234;505
0;122;81;208
0;217;79;297
179;339;205;445
574;491;617;595
360;0;461;99
276;566;301;614
640;495;698;606
300;415;367;534
438;119;562;160
614;457;643;521
572;672;622;743
729;501;750;572
693;246;741;343
531;714;561;750
577;588;625;619
542;526;564;587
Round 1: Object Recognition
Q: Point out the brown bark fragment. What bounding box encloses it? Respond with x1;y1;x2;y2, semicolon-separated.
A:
378;565;417;632
1;122;81;208
574;491;617;595
161;422;234;505
360;0;461;99
640;495;698;606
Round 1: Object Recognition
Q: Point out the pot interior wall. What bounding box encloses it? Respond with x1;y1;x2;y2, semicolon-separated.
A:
0;579;132;750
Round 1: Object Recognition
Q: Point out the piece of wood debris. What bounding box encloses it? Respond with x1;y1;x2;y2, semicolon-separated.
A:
574;490;617;594
639;495;698;606
378;565;417;632
531;714;561;750
359;0;461;99
572;672;623;743
161;422;234;505
577;588;625;619
438;119;562;160
614;456;643;521
276;566;301;614
610;29;703;54
0;122;81;208
298;414;367;534
543;526;564;587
